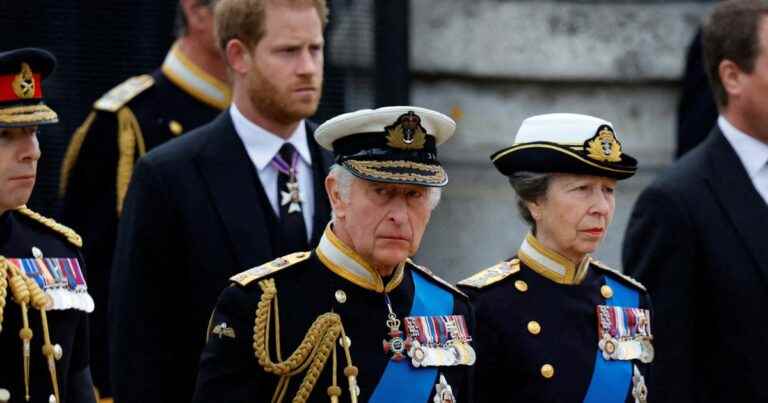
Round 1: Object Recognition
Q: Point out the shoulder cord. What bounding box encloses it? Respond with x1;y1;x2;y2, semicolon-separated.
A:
59;111;96;197
0;257;61;403
253;278;359;403
116;106;147;216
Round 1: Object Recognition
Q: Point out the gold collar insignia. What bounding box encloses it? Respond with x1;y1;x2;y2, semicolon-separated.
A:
316;225;405;293
518;233;590;285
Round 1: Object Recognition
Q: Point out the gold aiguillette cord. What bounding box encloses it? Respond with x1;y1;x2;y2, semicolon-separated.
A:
3;257;61;403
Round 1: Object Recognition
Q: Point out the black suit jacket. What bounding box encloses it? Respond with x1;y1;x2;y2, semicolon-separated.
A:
623;127;768;402
109;111;333;403
61;69;223;395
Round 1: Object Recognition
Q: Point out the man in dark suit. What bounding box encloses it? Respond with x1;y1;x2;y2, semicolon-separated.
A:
58;1;229;397
623;1;768;402
108;0;331;402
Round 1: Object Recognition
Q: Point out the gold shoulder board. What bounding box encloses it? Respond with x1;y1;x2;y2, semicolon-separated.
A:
230;251;311;287
407;259;468;299
457;259;521;289
15;206;83;248
93;74;155;112
590;259;647;292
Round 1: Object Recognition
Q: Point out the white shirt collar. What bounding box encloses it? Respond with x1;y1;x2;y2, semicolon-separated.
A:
719;116;768;178
229;103;312;171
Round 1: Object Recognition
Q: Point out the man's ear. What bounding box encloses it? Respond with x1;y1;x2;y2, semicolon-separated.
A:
719;59;745;100
225;39;252;75
325;175;346;219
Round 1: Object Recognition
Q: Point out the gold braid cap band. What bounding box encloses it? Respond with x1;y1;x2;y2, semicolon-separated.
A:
0;256;61;403
253;278;359;403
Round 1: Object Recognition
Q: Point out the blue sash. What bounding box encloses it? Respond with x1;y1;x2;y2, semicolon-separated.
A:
369;269;454;403
583;276;638;403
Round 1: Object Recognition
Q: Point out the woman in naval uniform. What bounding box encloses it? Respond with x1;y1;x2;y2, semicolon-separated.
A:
459;113;653;403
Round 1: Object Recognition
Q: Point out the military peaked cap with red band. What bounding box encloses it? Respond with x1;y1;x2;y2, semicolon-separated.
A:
0;47;58;128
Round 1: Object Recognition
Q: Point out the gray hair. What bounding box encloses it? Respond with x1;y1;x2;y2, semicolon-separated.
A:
507;171;551;234
328;164;442;221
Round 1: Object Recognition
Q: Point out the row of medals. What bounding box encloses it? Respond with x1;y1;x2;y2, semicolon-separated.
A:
383;313;476;368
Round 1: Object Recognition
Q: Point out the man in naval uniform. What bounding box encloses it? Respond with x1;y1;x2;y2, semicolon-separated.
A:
0;48;96;403
192;106;475;403
57;1;229;397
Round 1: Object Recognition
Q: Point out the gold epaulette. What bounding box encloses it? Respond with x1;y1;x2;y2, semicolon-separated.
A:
590;259;647;292
93;74;155;112
407;259;468;299
457;258;521;289
15;206;83;248
230;251;311;287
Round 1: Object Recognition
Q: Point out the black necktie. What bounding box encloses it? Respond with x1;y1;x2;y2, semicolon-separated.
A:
276;143;308;253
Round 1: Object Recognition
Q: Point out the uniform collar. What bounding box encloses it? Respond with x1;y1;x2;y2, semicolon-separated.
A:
160;41;232;110
229;103;312;171
315;224;405;293
517;232;591;285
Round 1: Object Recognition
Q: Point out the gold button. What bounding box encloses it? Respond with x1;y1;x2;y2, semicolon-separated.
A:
541;364;554;378
527;321;541;335
339;336;352;348
169;120;183;135
334;290;347;304
514;280;528;292
601;285;613;299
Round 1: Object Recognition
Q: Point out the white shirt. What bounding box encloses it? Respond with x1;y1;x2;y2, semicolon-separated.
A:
719;116;768;206
230;103;315;238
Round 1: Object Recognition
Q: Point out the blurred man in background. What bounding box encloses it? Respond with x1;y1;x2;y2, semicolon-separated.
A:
623;1;768;401
108;0;332;401
58;1;229;398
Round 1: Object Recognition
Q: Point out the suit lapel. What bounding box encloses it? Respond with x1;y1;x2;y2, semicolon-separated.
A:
306;121;333;245
704;127;768;280
195;112;274;271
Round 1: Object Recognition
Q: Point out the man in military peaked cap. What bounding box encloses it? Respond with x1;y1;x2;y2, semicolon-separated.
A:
193;106;475;403
0;48;96;403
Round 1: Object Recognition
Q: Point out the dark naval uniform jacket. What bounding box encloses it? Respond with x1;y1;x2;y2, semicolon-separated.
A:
0;207;95;403
459;234;652;403
58;43;230;396
193;225;475;403
109;111;332;403
623;126;768;402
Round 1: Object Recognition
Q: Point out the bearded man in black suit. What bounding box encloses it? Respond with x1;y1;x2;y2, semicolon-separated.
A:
623;1;768;402
108;1;332;402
